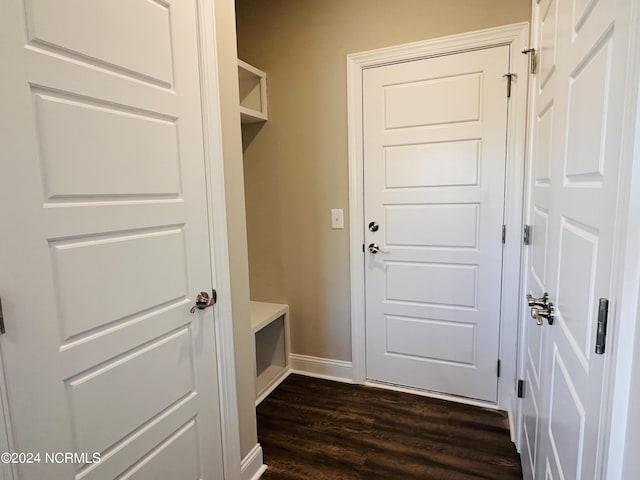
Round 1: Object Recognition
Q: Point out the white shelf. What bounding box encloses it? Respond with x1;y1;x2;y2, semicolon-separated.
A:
251;301;290;404
238;59;267;124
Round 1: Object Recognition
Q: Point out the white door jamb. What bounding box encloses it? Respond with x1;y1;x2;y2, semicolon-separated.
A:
196;1;243;479
347;22;530;411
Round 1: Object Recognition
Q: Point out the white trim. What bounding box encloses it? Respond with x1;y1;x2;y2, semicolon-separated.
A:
508;408;516;444
604;1;640;477
513;3;540;456
240;444;267;480
289;354;354;383
196;1;242;479
347;23;530;411
365;381;500;411
255;369;291;406
497;23;531;411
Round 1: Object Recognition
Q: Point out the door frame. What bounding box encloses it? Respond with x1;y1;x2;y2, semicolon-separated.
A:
346;22;530;411
197;1;243;479
0;0;242;479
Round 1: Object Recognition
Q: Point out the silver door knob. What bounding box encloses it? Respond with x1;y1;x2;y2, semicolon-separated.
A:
190;291;216;313
368;221;379;232
530;304;554;326
530;307;544;326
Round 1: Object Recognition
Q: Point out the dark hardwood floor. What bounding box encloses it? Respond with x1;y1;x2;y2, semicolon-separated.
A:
257;374;522;480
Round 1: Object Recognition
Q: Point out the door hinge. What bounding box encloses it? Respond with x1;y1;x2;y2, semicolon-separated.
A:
522;48;538;74
502;225;506;244
595;298;609;354
517;379;525;398
497;359;501;377
0;296;5;335
503;73;515;98
523;225;532;245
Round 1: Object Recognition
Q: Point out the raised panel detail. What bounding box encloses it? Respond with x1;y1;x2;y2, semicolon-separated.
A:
557;219;598;363
532;208;549;287
535;103;554;184
34;92;180;201
386;262;477;308
540;0;558;89
386;204;478;248
51;228;188;341
67;328;195;455
546;459;555;480
384;140;480;188
574;0;600;31
386;316;475;365
565;38;612;184
25;0;174;86
548;349;585;480
384;73;481;129
119;421;199;480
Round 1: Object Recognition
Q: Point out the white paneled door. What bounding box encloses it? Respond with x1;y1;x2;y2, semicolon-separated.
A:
0;0;225;479
363;47;510;402
521;0;633;478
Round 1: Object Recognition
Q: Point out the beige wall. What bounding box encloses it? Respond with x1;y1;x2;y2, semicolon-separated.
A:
214;0;257;459
237;0;531;362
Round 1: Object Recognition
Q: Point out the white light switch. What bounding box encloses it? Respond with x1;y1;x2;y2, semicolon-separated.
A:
331;209;344;229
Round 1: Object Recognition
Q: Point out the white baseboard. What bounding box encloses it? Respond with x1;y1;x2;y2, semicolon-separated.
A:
508;406;516;444
289;354;354;383
241;443;267;480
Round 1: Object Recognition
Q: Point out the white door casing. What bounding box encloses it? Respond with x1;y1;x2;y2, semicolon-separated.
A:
520;0;635;478
363;46;510;403
0;0;231;478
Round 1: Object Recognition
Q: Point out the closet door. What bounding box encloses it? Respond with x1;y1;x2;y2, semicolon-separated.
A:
521;0;635;478
0;0;225;478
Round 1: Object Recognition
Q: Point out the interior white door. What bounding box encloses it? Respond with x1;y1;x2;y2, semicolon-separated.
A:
0;1;225;479
521;0;633;478
363;46;510;402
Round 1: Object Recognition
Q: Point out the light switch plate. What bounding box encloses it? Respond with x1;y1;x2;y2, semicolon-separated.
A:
331;209;344;229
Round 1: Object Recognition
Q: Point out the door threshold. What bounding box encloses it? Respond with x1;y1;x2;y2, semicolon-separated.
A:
365;380;500;410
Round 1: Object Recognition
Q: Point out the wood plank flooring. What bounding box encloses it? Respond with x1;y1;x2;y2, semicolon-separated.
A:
257;374;522;480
